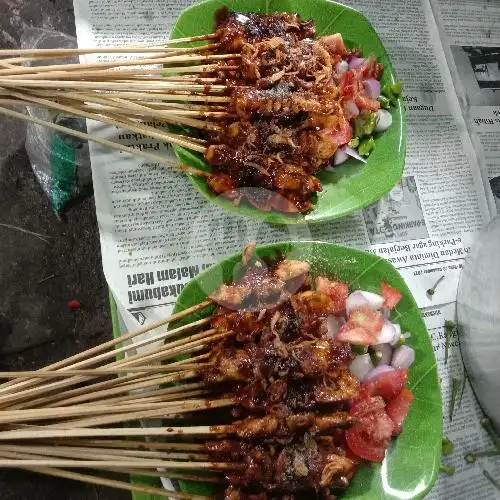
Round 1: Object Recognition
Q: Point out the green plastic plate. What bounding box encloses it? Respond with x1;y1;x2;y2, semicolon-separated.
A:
170;0;406;224
168;242;441;499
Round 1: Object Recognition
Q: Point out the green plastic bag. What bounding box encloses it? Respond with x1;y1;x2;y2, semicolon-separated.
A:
22;28;93;213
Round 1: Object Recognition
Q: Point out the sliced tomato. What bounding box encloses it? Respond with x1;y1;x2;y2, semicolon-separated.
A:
325;119;353;147
386;388;414;435
361;368;408;402
339;70;355;99
348;308;384;335
349;394;386;418
315;277;349;315
346;395;393;462
354;93;381;111
340;69;354;87
380;281;403;309
346;426;386;462
319;33;346;56
336;324;377;345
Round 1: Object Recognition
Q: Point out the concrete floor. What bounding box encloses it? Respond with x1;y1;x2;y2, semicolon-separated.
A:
0;0;128;498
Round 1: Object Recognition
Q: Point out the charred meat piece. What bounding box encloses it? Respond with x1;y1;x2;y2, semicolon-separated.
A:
210;283;252;308
291;291;333;337
210;308;263;342
216;436;354;495
205;439;249;462
234;414;279;439
274;260;310;282
312;368;360;404
216;9;316;53
285;369;360;410
231;411;353;440
203;347;253;384
208;260;314;311
291;339;353;376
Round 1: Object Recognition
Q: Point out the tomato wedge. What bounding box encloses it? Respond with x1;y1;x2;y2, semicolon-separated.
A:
361;368;408;402
354;93;380;112
380;281;402;309
348;308;384;335
346;395;393;462
319;33;347;56
386;388;414;435
325;119;353;147
336;324;377;345
315;277;349;315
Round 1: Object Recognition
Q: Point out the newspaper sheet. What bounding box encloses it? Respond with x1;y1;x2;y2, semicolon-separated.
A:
72;0;498;496
431;0;500;217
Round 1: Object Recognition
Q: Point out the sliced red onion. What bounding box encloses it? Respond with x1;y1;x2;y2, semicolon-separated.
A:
326;315;342;338
375;109;393;132
363;78;381;99
381;307;391;320
372;343;393;365
376;321;399;344
345;100;360;118
346;290;384;314
391;345;415;369
333;148;349;166
349;56;365;69
349;353;374;381
336;60;349;74
364;364;394;381
342;145;367;164
389;323;402;346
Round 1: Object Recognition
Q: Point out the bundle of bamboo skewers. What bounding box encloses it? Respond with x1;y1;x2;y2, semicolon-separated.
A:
0;32;238;177
0;298;238;498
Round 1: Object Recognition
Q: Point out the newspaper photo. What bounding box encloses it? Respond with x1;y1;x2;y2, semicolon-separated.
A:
432;0;500;215
72;0;500;496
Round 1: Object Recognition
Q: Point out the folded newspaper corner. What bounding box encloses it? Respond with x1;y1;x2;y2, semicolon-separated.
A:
72;0;500;497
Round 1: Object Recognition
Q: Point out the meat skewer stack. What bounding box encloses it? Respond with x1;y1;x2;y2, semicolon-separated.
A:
0;9;389;213
0;250;365;499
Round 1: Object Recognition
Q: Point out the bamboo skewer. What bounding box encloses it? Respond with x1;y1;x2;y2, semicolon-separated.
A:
0;80;228;94
0;53;237;77
99;467;224;483
0;364;207;379
0;366;200;410
2;326;221;409
0;397;230;425
59;440;206;452
76;381;207;406
67;388;212;409
0;315;212;400
0;424;233;441
0;88;219;136
0;106;212;183
0;44;224;68
0;447;223;485
58;398;236;429
0;444;209;462
1;64;237;81
0;300;212;392
0;34;219;56
0;459;238;470
62;90;232;102
0;450;212;499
